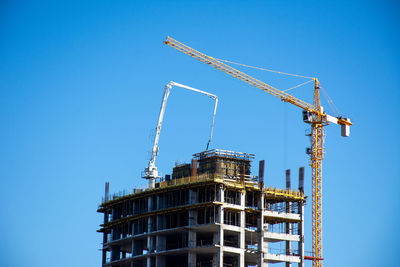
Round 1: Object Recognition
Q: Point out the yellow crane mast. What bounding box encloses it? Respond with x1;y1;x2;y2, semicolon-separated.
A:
164;36;352;267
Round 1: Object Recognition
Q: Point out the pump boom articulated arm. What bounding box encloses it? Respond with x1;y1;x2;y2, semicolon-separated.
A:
169;82;218;151
164;36;352;267
144;81;218;187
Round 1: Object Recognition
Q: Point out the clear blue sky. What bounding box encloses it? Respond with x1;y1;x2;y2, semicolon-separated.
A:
1;1;399;266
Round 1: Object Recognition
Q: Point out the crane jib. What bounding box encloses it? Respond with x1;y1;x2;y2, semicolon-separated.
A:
164;37;317;113
165;37;352;128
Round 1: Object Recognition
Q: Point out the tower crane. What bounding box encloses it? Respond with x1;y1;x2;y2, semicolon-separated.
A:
143;81;218;188
164;36;352;267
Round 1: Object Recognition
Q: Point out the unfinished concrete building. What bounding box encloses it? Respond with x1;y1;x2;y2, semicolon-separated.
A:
97;149;306;267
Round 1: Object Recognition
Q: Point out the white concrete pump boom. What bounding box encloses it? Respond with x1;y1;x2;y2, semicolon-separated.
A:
143;81;218;187
169;82;219;150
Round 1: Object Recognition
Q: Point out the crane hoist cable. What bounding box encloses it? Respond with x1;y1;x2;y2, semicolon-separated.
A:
215;57;315;79
284;79;314;92
217;57;339;115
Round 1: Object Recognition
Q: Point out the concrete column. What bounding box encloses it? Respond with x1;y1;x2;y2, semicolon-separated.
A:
156;255;166;267
111;226;116;241
188;228;197;248
148;196;153;211
219;185;225;267
218;223;224;246
156;235;166;251
132;200;136;215
146;256;151;267
188;209;197;248
156;194;161;211
188;251;197;267
112;206;119;220
189;209;198;227
189;188;197;204
131;239;135;257
239;251;245;267
148;216;153;246
156;215;161;230
147;216;153;267
157;214;166;230
298;167;305;267
102;230;108;264
258;192;268;267
218;206;224;267
111;245;120;261
213;230;219;244
104;210;109;224
132;239;142;256
189;208;197;256
146;237;151;267
240;191;246;267
286;222;292;267
298;201;305;267
286;170;292;267
102;249;107;265
213;250;222;267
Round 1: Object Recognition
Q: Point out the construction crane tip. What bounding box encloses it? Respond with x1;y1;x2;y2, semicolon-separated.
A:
164;36;172;44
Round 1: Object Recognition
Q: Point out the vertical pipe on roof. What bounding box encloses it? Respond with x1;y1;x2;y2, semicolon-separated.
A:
299;167;305;192
191;159;198;177
286;169;291;189
258;160;265;188
240;164;245;182
105;182;109;201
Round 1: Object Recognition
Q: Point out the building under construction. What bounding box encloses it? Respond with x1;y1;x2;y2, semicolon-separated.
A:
97;149;306;267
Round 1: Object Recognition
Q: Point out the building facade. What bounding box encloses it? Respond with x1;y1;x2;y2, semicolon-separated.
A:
98;149;305;267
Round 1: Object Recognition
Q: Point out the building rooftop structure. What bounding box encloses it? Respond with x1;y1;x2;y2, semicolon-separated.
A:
98;149;306;267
